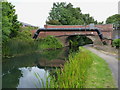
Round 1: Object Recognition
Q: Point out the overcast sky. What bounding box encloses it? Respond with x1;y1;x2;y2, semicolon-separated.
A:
8;0;119;27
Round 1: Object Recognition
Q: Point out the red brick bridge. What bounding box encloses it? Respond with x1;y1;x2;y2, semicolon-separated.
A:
32;24;113;46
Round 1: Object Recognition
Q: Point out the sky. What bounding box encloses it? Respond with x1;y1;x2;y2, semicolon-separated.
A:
8;0;119;27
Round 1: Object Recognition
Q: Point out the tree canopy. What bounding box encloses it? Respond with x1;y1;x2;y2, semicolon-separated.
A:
2;1;20;42
46;2;103;25
106;14;120;29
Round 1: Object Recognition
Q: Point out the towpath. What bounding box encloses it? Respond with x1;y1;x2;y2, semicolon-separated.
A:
84;45;119;88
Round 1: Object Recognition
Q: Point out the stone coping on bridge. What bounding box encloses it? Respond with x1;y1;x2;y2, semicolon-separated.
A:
44;24;113;26
38;28;100;31
44;24;113;31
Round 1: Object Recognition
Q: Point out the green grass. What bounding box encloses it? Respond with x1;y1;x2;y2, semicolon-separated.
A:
47;47;116;88
84;50;116;88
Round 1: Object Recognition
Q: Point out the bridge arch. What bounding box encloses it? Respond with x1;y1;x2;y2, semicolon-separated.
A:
32;24;114;46
56;34;102;46
66;35;93;46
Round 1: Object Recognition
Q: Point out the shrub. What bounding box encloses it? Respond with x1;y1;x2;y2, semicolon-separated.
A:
16;30;33;41
112;39;120;48
37;36;63;50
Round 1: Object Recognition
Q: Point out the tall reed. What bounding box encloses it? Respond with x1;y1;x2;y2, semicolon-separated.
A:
48;47;94;88
2;38;37;57
2;35;63;57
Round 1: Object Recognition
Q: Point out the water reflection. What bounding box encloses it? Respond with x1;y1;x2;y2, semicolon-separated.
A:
2;47;69;88
17;67;49;88
2;68;21;88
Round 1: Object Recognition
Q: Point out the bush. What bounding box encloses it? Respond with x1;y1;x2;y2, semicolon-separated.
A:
16;30;33;41
37;36;63;50
112;39;120;48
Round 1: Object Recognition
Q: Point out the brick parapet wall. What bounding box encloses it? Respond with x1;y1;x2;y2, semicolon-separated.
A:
43;24;113;39
31;24;113;40
44;24;113;31
39;31;98;37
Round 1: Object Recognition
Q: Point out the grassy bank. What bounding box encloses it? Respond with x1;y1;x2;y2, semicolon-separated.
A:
48;47;115;88
85;52;116;88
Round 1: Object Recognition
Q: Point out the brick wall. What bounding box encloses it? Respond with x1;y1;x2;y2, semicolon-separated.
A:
44;24;113;31
42;24;113;39
38;31;98;37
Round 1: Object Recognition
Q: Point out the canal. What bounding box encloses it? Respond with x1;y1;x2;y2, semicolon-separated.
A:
2;47;69;88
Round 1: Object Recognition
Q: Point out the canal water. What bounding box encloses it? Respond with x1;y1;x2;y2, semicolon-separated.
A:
2;47;69;88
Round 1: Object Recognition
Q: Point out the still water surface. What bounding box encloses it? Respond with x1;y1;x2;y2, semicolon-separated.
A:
2;47;69;88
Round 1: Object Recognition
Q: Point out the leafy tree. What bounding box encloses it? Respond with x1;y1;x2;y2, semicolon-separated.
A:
46;2;100;25
106;14;120;29
2;1;20;42
46;20;61;25
98;21;104;24
82;14;95;25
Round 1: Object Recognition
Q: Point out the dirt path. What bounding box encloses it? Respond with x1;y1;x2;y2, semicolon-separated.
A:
84;46;119;87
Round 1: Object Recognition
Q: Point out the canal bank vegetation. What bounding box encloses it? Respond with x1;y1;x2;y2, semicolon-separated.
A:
2;1;63;58
36;36;63;50
2;30;36;57
47;47;115;88
3;35;63;58
112;39;120;49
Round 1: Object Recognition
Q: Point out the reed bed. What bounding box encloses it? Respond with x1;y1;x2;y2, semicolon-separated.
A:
2;36;63;58
2;38;37;57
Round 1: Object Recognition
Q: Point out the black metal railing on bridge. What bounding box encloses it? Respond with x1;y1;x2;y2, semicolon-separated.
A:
33;28;103;41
